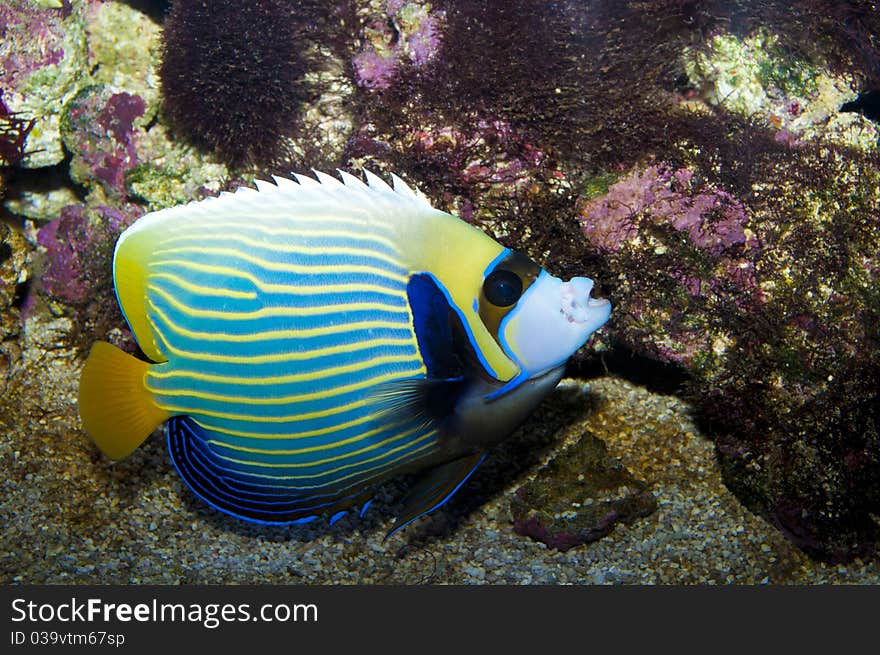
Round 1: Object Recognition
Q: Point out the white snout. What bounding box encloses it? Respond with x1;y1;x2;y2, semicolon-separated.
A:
500;271;611;377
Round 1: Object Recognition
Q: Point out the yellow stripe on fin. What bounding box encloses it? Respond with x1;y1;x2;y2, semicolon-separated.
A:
78;342;171;459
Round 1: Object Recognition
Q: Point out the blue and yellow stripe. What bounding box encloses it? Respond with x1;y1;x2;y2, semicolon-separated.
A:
137;215;439;521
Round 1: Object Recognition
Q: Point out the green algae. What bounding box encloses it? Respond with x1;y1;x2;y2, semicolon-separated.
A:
124;123;230;210
683;29;877;151
581;171;619;202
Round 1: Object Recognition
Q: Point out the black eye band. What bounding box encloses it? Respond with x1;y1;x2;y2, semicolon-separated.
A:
477;250;542;349
483;269;523;307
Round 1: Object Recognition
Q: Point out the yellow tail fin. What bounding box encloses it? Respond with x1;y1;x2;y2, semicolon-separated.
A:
78;341;171;459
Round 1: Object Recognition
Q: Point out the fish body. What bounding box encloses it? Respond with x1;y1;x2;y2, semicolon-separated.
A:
78;171;611;533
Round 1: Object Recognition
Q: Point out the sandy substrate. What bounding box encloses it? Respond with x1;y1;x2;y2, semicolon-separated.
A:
2;314;878;584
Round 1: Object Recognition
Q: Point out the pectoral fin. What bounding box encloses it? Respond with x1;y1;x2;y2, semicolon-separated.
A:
386;451;486;538
370;376;466;431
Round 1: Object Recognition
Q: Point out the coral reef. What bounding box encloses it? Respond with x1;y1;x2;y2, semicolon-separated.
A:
566;10;879;561
3;1;227;340
579;145;880;561
283;46;356;169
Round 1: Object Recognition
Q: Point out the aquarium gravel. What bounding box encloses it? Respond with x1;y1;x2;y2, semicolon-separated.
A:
2;315;877;585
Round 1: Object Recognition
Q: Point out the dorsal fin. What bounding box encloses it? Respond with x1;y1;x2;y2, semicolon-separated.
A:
113;170;520;381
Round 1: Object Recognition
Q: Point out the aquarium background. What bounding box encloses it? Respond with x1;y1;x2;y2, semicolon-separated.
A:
1;0;879;583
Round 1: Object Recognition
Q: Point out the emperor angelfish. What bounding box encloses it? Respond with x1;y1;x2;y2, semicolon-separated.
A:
78;171;611;535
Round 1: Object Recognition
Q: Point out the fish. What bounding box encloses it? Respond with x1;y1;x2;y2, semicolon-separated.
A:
78;170;611;535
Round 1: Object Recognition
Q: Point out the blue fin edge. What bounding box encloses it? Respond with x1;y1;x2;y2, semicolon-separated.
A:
384;452;487;539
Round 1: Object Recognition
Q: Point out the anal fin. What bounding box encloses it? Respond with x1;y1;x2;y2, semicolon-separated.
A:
167;416;371;526
386;451;486;538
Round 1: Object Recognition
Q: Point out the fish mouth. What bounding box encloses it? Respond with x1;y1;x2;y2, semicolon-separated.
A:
498;271;612;379
561;279;610;324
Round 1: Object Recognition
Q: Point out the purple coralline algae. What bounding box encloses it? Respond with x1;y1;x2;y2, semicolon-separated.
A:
2;1;227;218
580;165;754;257
577;163;761;370
353;2;444;91
61;86;146;198
353;48;399;92
36;203;140;308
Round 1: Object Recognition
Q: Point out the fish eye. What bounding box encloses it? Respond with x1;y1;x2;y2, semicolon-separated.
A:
483;269;523;307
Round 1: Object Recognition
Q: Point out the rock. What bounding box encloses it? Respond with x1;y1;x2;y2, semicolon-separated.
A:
123;123;229;211
61;85;146;199
85;0;162;123
0;223;32;393
0;0;90;169
511;431;657;551
682;30;877;151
